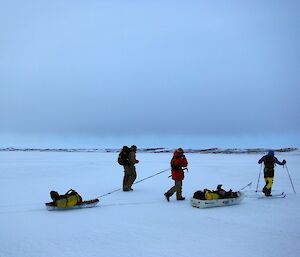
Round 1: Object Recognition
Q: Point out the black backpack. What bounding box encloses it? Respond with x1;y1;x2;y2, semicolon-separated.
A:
264;155;275;169
117;146;130;165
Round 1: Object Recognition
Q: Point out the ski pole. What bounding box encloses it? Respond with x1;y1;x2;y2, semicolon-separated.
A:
285;164;296;194
255;163;262;192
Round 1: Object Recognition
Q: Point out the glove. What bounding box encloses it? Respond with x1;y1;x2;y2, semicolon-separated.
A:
282;160;286;165
258;160;262;164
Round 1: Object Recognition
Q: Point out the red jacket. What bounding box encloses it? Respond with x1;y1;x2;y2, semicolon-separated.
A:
170;151;188;181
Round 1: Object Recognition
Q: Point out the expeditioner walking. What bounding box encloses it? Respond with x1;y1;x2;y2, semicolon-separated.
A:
258;150;286;196
118;145;139;191
164;148;188;201
124;145;139;191
118;146;131;191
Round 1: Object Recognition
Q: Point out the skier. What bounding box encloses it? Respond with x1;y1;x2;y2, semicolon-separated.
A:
123;145;139;191
164;148;188;201
258;150;286;196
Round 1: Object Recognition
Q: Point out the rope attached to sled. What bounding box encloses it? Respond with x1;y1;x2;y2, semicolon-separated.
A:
239;181;253;191
95;167;170;199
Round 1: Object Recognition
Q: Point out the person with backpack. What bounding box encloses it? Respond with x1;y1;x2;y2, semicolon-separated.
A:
258;150;286;196
164;148;188;201
118;145;139;191
125;145;139;191
118;146;131;191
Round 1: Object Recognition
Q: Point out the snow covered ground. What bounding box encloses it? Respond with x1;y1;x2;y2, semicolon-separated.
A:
0;150;299;257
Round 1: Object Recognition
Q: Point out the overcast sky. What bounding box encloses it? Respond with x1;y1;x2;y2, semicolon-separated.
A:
0;0;299;148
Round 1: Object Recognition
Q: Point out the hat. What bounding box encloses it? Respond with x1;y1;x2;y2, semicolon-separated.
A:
131;145;137;150
177;148;184;153
268;150;274;156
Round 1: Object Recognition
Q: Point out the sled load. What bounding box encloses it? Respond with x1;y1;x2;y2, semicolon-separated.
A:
45;189;99;211
190;185;245;208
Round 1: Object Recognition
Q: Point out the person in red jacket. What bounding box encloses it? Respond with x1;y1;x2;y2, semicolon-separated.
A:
164;148;188;201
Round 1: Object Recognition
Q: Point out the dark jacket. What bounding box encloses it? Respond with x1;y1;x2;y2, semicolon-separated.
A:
258;152;285;177
258;155;285;167
128;150;139;166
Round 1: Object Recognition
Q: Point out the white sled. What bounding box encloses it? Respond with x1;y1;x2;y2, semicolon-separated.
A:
190;192;245;209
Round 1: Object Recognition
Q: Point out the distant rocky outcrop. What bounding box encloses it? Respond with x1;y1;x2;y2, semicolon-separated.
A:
0;147;298;154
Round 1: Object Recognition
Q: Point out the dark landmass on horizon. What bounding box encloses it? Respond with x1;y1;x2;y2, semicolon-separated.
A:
0;147;297;154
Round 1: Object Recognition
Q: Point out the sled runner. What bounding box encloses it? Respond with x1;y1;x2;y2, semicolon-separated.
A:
45;198;99;211
191;191;245;209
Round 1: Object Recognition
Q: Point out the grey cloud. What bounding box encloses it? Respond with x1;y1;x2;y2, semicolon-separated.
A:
0;0;299;147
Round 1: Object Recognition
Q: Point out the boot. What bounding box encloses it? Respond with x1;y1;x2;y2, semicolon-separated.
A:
176;191;185;201
263;187;271;196
164;193;171;202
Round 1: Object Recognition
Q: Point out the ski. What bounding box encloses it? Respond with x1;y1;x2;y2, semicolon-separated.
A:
246;192;286;199
257;192;286;199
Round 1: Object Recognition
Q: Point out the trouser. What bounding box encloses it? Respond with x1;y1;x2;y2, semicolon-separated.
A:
166;180;183;199
122;166;130;191
263;177;274;195
123;165;137;190
263;167;274;195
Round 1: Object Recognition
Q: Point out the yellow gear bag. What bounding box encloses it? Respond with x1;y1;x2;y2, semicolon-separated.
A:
205;191;220;200
56;194;81;208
